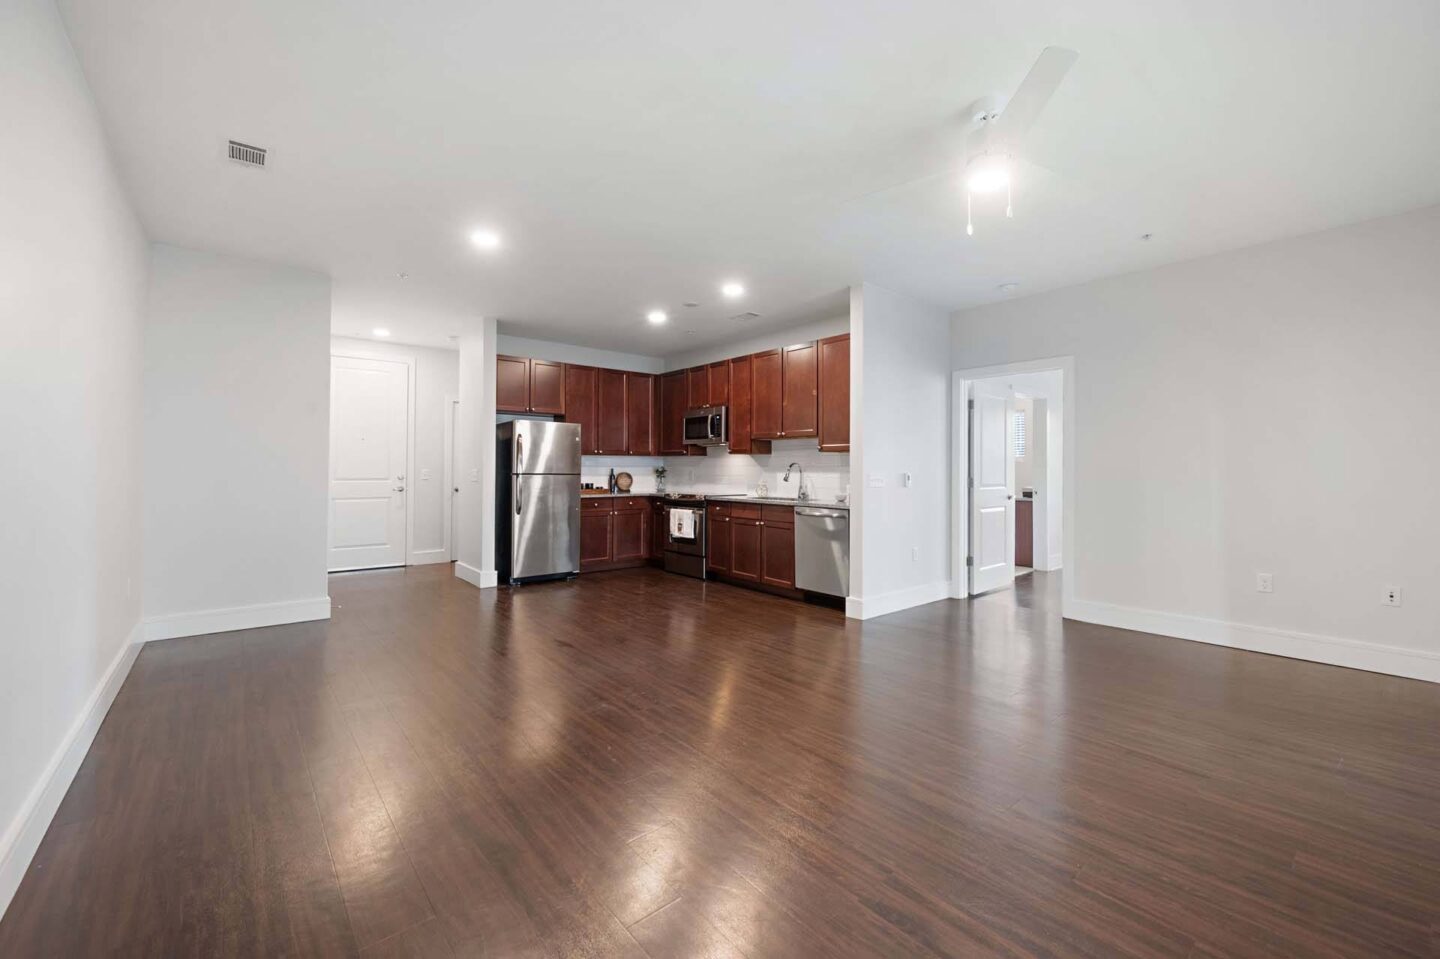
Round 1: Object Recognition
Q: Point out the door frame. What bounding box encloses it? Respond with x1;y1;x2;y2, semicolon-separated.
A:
330;350;416;568
950;356;1075;618
443;394;458;562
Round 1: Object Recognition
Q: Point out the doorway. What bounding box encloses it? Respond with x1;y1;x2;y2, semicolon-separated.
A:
952;358;1071;602
328;354;413;570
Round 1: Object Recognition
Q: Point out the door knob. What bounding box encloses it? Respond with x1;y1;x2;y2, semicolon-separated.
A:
393;486;406;492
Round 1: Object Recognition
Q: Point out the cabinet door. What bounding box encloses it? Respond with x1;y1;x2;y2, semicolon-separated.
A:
596;369;628;454
612;509;646;562
751;349;782;439
580;510;613;566
496;355;531;413
625;373;655;455
707;361;729;407
817;334;850;452
761;522;796;589
730;520;762;583
529;359;565;415
686;366;709;410
781;342;818;437
563;365;599;454
659;372;689;455
708;514;731;574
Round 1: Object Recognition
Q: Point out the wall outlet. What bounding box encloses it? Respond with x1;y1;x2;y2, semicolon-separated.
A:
1382;586;1403;607
1256;572;1273;593
468;468;479;483
911;546;919;562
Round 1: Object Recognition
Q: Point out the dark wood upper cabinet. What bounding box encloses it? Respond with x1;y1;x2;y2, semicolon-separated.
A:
596;369;628;454
658;371;689;455
781;342;818;437
563;365;599;454
707;361;729;407
529;360;565;415
751;349;782;439
496;355;532;413
817;333;850;453
497;355;566;415
726;354;770;456
624;373;655;455
686;366;709;410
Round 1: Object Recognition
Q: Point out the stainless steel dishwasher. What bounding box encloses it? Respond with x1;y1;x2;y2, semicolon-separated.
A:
794;506;850;597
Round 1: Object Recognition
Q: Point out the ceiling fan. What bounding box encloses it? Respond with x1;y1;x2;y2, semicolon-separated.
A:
844;47;1078;236
959;46;1078;235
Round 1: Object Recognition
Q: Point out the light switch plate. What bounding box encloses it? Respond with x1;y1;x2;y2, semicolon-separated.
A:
867;475;885;488
1382;586;1403;607
1256;572;1273;593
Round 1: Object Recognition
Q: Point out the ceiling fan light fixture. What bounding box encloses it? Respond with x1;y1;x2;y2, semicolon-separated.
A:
964;154;1011;195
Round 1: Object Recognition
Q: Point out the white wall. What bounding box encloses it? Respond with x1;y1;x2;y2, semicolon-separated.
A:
850;283;951;619
331;337;459;562
144;245;331;636
0;0;148;916
951;205;1440;682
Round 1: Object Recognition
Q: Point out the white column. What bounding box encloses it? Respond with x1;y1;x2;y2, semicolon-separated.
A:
454;317;498;588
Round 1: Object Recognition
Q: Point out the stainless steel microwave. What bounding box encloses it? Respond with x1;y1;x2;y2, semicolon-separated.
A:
683;406;727;446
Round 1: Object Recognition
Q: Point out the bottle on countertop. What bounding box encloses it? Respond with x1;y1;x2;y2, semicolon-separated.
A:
608;468;617;494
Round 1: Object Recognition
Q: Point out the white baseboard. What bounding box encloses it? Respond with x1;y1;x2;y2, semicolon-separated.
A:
1039;553;1063;571
0;623;142;919
846;581;951;620
142;596;331;642
408;548;449;566
454;562;498;589
1067;599;1440;684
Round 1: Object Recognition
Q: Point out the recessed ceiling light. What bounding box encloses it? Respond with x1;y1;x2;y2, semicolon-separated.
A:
397;272;409;279
720;281;745;299
373;328;391;337
646;310;668;325
469;228;502;251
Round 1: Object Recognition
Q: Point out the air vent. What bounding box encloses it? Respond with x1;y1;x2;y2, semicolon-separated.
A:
730;312;761;322
227;140;267;168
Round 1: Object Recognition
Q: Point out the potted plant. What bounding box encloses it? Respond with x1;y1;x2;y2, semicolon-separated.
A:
654;465;667;493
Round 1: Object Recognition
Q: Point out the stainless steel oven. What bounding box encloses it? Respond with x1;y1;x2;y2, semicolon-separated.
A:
683;407;727;446
661;495;706;578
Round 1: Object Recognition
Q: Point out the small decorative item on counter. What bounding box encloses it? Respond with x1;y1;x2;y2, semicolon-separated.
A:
608;467;617;493
615;471;633;492
654;465;667;493
756;479;769;497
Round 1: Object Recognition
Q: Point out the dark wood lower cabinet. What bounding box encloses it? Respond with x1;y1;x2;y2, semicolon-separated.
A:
707;513;731;575
650;499;667;564
580;498;651;572
728;519;763;583
761;521;796;589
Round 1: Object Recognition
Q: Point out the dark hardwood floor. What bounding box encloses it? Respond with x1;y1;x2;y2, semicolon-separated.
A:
3;567;1438;957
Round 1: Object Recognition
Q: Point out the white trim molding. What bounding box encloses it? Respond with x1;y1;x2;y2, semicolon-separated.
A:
454;562;498;589
846;581;950;620
0;623;143;917
1067;599;1440;684
408;548;450;566
143;596;332;642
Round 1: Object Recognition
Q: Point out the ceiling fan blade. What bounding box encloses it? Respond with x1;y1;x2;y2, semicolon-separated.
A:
995;46;1078;144
838;167;952;208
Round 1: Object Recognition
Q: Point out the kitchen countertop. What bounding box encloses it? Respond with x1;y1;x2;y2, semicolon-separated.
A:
706;494;850;510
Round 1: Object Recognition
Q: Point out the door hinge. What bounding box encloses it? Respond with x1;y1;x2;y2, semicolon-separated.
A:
965;555;973;567
968;399;975;410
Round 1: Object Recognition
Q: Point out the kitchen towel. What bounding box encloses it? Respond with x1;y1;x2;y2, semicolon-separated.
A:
670;507;696;539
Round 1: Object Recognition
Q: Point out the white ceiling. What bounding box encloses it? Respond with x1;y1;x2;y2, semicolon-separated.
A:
60;0;1440;353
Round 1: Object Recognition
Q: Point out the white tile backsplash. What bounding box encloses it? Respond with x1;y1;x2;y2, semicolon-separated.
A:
663;440;849;502
581;456;664;493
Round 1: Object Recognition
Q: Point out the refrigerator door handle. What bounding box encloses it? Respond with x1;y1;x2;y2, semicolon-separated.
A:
515;472;522;515
516;433;523;472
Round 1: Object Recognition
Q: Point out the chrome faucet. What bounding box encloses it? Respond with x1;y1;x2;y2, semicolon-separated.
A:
784;462;809;501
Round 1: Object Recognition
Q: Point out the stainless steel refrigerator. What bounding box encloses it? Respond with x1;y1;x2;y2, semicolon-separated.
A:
496;420;581;584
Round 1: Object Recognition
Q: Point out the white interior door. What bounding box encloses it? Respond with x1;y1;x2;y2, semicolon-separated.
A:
329;356;409;570
969;384;1015;595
